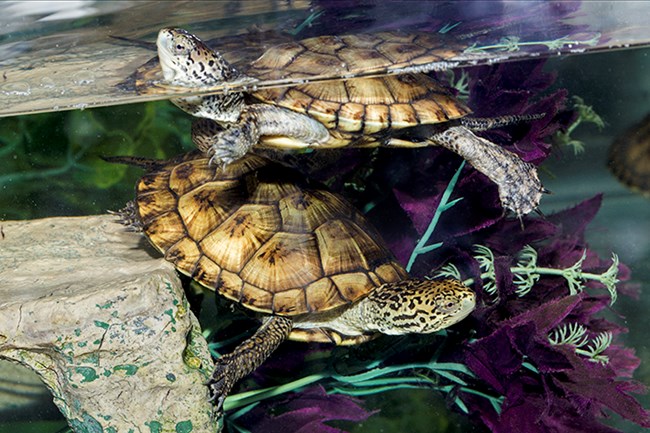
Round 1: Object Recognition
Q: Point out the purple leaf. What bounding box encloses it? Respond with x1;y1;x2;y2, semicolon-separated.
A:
239;385;374;433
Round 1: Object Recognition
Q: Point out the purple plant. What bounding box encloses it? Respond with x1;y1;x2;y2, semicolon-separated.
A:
233;385;374;433
381;60;650;431
220;40;648;433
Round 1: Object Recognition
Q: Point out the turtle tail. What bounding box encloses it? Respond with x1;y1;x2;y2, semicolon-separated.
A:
100;155;165;171
101;150;204;172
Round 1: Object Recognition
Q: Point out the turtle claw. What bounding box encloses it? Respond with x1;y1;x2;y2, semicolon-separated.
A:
198;119;259;167
207;143;244;168
207;357;235;417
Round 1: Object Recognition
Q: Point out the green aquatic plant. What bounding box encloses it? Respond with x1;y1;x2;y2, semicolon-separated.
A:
212;335;502;433
436;244;619;304
553;95;605;154
405;161;465;273
442;69;471;100
463;33;601;54
223;360;483;413
548;322;613;364
0;102;192;219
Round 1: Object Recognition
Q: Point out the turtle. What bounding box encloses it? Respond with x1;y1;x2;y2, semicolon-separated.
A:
114;150;476;415
608;113;650;196
154;27;546;217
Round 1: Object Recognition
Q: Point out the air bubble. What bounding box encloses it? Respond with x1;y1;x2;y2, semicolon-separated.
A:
1;81;31;96
72;70;95;85
40;77;56;88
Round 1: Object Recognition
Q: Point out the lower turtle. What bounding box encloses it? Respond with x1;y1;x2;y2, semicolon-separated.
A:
114;151;476;414
153;28;545;217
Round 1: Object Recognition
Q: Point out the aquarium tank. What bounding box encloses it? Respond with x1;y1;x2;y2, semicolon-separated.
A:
1;2;649;433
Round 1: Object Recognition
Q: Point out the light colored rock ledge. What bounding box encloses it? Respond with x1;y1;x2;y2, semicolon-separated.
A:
0;214;218;432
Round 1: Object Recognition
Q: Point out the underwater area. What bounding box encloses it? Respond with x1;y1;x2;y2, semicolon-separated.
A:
1;1;650;432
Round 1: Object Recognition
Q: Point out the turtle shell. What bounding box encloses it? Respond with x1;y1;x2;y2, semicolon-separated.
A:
247;32;472;145
134;151;408;316
127;31;471;147
608;114;650;195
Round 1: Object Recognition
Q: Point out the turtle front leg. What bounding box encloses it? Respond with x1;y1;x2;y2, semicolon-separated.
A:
208;315;293;416
429;125;544;217
192;104;330;167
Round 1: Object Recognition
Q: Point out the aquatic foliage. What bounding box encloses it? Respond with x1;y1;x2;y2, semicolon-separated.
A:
463;33;601;54
211;58;649;433
553;96;605;154
438;244;620;303
0;102;192;220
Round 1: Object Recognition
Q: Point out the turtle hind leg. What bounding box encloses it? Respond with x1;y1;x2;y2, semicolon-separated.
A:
108;201;143;232
208;315;293;416
429;125;543;217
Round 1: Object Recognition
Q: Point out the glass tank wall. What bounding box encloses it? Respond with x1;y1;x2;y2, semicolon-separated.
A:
1;2;649;432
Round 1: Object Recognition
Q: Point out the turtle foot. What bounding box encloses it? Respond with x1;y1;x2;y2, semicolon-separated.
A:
494;159;544;217
207;124;257;168
431;126;545;217
207;356;236;417
191;118;259;167
207;145;244;168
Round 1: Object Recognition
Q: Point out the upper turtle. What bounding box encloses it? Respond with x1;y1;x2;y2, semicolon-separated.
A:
154;28;545;217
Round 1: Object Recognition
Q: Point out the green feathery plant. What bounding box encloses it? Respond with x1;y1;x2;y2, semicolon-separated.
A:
463;33;600;54
443;69;471;101
553;96;605;154
548;323;613;364
436;244;619;304
435;244;620;365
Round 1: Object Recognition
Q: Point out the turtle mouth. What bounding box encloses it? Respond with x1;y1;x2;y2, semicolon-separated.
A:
157;29;181;82
456;294;477;322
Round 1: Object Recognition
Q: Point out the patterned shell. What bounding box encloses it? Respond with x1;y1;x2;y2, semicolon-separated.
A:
127;31;471;143
249;32;471;137
135;152;408;316
608;113;650;195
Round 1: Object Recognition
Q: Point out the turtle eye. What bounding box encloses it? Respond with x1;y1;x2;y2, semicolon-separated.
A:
439;299;458;313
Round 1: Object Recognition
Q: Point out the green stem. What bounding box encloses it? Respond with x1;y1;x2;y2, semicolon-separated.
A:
406;161;465;272
223;373;325;412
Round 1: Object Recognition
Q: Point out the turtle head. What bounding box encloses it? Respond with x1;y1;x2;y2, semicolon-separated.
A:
157;27;239;86
367;278;475;335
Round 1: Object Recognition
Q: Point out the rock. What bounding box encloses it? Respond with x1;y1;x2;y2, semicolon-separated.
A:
0;214;218;432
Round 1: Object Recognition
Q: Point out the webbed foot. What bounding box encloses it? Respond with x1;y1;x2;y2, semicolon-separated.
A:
207;355;237;418
431;125;544;217
205;316;293;418
493;158;544;216
192;118;259;167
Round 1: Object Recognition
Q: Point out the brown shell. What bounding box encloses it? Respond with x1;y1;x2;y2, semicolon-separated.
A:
135;152;408;316
247;32;466;81
249;32;471;136
608;114;650;195
124;31;471;148
253;74;470;137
